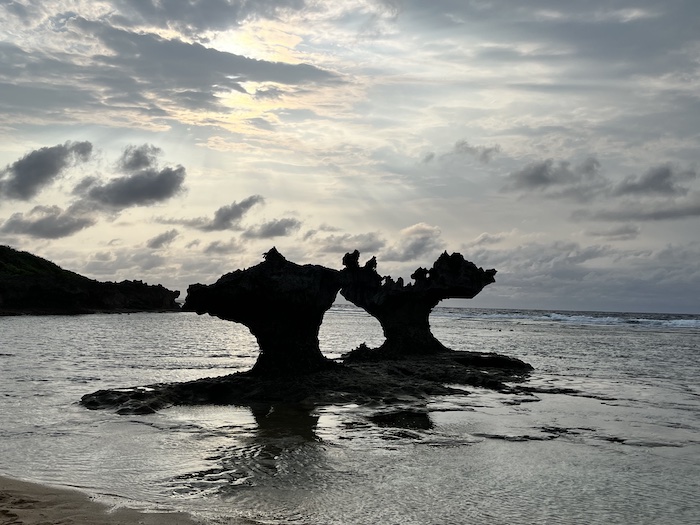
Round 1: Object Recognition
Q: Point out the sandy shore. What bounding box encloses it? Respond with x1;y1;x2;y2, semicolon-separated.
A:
0;476;199;525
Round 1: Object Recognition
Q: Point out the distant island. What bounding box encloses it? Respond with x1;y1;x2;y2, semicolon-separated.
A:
0;246;180;315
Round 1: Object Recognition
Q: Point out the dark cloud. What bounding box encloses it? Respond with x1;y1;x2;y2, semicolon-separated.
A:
1;12;337;126
71;17;336;99
612;164;696;197
165;195;264;231
313;232;386;253
382;223;443;262
147;228;179;249
0;205;96;239
113;0;308;35
0;141;92;200
117;144;162;173
76;144;186;209
502;157;607;202
81;166;185;208
243;218;301;239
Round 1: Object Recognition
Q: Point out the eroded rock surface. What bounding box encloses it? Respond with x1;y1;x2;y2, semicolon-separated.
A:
183;248;341;376
340;250;497;358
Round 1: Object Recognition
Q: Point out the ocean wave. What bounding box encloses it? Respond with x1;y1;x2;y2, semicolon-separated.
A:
430;307;700;329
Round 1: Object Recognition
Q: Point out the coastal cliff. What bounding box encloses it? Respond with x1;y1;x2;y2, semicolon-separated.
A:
0;245;180;315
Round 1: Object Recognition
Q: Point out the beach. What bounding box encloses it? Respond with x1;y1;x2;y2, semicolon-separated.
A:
0;476;198;525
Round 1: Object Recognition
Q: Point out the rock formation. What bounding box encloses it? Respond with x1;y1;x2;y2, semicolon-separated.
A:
183;248;341;376
81;247;532;416
340;250;496;358
0;245;180;315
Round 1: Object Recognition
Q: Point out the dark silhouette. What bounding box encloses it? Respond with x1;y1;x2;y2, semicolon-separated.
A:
340;250;496;359
0;245;180;314
183;248;341;376
81;247;532;416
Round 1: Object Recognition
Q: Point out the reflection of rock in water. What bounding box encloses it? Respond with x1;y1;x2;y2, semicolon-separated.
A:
369;409;433;430
250;403;320;442
171;404;325;496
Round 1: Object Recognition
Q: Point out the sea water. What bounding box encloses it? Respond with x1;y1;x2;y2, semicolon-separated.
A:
1;306;699;524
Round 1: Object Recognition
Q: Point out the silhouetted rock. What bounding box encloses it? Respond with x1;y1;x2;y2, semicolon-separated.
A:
81;247;532;416
340;250;497;358
183;248;341;376
0;245;180;315
80;352;532;415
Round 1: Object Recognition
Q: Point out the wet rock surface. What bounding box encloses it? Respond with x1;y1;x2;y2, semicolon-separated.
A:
81;352;532;415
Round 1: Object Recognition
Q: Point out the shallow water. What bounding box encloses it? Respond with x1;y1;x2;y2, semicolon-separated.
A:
1;306;699;524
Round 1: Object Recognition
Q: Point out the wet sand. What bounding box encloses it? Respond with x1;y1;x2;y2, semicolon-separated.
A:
0;476;199;525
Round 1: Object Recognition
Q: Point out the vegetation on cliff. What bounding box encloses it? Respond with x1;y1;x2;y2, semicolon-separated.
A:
0;245;180;315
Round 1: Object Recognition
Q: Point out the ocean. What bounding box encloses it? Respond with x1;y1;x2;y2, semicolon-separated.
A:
1;305;699;524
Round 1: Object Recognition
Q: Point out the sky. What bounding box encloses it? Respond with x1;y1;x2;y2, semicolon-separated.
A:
1;0;699;314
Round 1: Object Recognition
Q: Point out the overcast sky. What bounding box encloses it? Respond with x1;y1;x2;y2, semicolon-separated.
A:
1;0;699;313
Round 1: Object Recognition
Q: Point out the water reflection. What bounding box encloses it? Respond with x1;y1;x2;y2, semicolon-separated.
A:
249;403;320;442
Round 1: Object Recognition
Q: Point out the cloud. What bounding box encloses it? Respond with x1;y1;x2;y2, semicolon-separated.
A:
76;144;186;209
163;195;264;231
254;87;285;100
243;218;302;238
146;228;179;249
204;238;241;255
71;17;337;98
0;141;93;200
611;164;696;197
117;144;162;173
585;224;640;240
465;239;700;312
502;157;607;201
578;193;700;222
382;223;443;262
446;140;501;163
471;231;509;246
0;205;97;239
81;166;186;208
112;0;308;35
82;247;167;275
422;139;501;166
312;232;386;254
